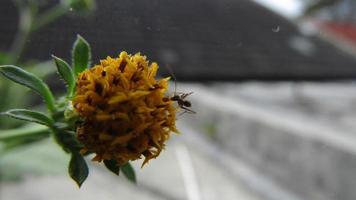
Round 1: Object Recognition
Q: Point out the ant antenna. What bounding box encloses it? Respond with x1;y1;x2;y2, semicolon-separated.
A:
164;64;178;95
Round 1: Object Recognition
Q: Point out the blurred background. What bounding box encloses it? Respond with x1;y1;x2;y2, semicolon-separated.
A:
1;0;356;199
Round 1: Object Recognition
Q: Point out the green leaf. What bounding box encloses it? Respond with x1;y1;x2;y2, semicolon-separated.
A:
0;65;56;113
69;152;89;187
121;162;136;183
52;55;76;97
72;35;91;76
104;160;120;175
53;130;82;153
1;109;53;127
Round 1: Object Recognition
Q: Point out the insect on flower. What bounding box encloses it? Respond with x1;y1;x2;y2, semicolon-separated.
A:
170;91;195;114
165;65;196;115
73;52;178;167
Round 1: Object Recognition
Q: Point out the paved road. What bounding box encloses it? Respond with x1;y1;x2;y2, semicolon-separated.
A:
0;129;260;200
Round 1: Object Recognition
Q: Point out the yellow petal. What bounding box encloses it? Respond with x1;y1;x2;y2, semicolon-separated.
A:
119;73;130;91
96;114;112;121
148;63;158;79
80;148;88;155
111;134;133;145
108;93;128;104
136;106;155;113
73;95;87;103
92;155;102;162
99;132;113;141
129;90;150;99
113;112;129;120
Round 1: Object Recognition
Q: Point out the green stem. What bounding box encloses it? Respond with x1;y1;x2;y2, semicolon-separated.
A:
0;124;50;154
7;5;33;64
0;124;50;142
31;4;68;32
7;2;69;64
46;91;58;114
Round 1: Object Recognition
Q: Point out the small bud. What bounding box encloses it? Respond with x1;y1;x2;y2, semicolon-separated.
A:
64;101;79;121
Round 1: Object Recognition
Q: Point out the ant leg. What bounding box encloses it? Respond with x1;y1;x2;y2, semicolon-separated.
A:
179;110;188;116
181;107;196;114
181;92;194;99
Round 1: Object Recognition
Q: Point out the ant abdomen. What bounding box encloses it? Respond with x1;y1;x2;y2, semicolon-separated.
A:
183;101;191;107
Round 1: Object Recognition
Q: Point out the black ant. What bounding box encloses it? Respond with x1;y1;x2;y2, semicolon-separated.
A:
165;65;196;115
170;92;196;114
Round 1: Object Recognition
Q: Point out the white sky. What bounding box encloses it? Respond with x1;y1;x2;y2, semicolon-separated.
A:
252;0;305;19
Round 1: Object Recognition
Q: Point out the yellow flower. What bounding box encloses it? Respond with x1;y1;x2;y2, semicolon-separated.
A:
73;51;178;167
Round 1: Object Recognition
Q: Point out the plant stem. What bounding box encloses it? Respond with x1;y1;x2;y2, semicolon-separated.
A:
7;2;69;64
0;2;35;127
31;4;68;32
0;124;50;141
7;5;33;64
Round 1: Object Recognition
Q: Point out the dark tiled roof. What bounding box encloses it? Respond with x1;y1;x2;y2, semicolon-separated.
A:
1;0;356;81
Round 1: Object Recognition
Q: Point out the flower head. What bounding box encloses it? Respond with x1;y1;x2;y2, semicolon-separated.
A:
73;51;177;166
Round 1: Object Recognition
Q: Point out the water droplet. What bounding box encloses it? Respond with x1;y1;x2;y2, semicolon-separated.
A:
272;26;280;33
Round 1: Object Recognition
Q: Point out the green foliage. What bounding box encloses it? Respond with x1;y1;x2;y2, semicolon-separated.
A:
53;130;83;153
104;160;120;175
72;35;91;76
52;55;75;98
0;0;125;188
102;157;138;184
1;133;48;153
0;124;50;152
0;65;56;113
0;0;97;127
0;35;137;187
64;0;96;13
1;109;54;127
122;162;137;183
69;152;89;187
0;139;69;181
